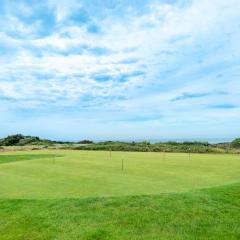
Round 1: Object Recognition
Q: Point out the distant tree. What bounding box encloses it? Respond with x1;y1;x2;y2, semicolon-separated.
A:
231;138;240;148
140;141;150;146
183;141;209;146
1;134;24;146
166;141;179;145
78;140;93;144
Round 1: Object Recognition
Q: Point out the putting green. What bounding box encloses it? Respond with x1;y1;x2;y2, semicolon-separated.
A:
0;150;239;199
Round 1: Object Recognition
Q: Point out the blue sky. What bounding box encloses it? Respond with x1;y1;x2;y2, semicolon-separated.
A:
0;0;240;141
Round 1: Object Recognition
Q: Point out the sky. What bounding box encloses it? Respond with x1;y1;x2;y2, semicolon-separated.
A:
0;0;240;141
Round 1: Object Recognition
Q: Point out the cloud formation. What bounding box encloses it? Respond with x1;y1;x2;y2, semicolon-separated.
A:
0;0;240;140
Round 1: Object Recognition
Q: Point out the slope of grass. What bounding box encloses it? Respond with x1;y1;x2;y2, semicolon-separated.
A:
0;183;240;240
0;150;240;199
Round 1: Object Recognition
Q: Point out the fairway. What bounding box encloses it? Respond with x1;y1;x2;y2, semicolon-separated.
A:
1;150;240;199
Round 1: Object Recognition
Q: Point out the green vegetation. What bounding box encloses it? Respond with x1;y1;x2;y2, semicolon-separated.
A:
0;150;239;239
1;183;240;240
73;140;217;153
74;139;240;153
0;134;71;146
0;154;57;164
231;138;240;148
78;140;94;144
1;134;240;153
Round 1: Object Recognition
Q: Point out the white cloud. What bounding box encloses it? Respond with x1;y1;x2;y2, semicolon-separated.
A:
0;0;240;139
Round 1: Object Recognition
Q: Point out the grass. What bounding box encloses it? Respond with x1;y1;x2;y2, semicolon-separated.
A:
1;184;240;239
0;150;240;199
0;150;240;239
0;154;58;165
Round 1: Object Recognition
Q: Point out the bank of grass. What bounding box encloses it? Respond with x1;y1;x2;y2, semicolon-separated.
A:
1;183;240;240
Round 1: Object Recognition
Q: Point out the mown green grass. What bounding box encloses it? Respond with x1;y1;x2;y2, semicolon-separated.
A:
0;184;240;240
0;150;240;239
0;154;58;165
0;150;240;199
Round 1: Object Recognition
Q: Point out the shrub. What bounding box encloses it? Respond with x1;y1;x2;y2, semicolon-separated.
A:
0;134;24;146
231;138;240;148
78;140;94;144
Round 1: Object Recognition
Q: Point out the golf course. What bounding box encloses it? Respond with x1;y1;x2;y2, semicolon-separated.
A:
1;150;240;239
1;0;240;238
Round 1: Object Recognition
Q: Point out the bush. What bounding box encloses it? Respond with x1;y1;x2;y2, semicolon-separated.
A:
78;140;94;144
231;138;240;148
0;134;24;146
